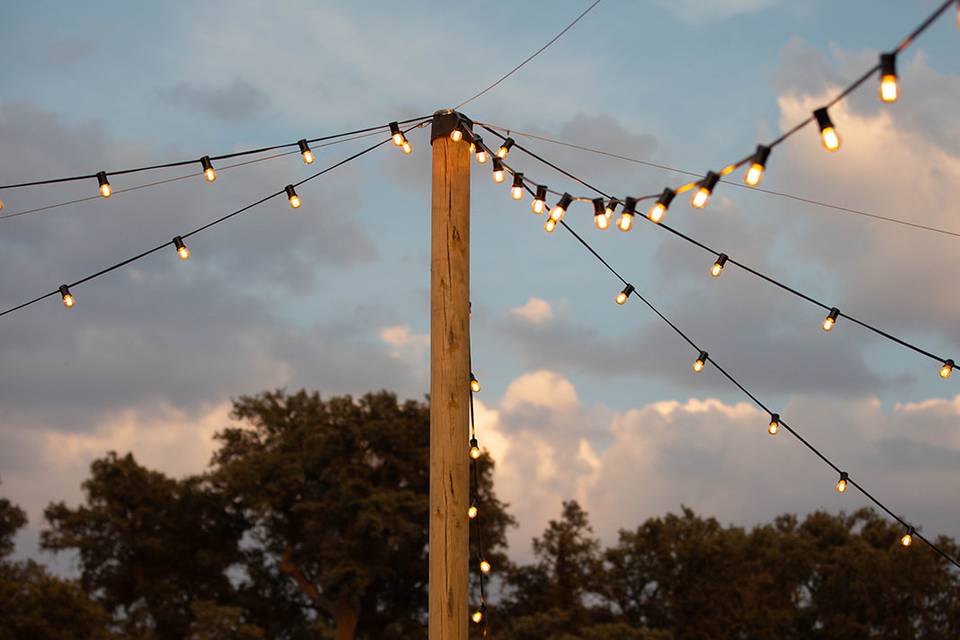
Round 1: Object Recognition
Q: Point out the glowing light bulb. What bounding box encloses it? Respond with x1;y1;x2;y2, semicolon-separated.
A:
0;199;4;211
544;218;557;233
693;350;708;373
472;604;486;624
469;437;481;460
550;193;573;222
479;560;491;574
615;284;635;305
468;504;479;520
744;145;771;187
900;530;913;547
822;307;839;332
604;198;620;219
691;171;719;209
173;236;190;260
711;253;728;277
940;359;954;379
285;185;301;209
450;128;463;143
836;472;848;493
96;171;112;198
814;108;840;152
593;198;609;230
648;188;675;223
531;185;547;214
470;373;481;393
473;135;489;164
497;137;514;159
768;413;780;435
401;140;412;155
201;156;217;182
59;285;74;308
618;196;637;232
389;122;404;147
511;173;525;200
298;139;315;164
491;158;505;183
879;53;898;103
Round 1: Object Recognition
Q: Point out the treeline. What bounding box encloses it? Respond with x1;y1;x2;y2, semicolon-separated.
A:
0;390;957;639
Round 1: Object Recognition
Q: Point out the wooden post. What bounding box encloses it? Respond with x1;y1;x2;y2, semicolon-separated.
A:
429;110;471;640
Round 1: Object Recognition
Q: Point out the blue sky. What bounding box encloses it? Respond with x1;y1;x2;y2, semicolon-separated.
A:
1;0;959;564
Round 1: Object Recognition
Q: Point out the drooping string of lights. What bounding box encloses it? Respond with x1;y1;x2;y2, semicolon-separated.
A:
470;126;957;380
454;128;960;570
468;344;492;636
0;119;431;319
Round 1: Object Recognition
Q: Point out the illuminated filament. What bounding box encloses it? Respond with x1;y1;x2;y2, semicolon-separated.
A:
879;53;898;103
691;171;719;209
822;307;839;332
693;351;708;373
470;373;481;393
744;145;771;187
474;136;489;164
544;217;558;233
491;158;505;184
648;188;675;223
593;198;609;230
173;236;190;260
469;437;481;460
450;127;463;143
472;604;487;624
550;193;573;222
532;185;547;215
900;529;914;547
711;253;728;277
511;173;525;200
96;171;112;198
615;284;635;305
605;198;620;219
285;184;301;209
479;559;491;574
59;285;75;309
836;472;849;493
497;137;514;159
814;108;840;152
200;156;217;182
468;502;479;520
618;196;637;232
298;138;315;164
940;359;955;379
768;413;780;435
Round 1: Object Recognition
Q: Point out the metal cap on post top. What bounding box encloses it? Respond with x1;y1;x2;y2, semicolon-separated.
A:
431;110;474;144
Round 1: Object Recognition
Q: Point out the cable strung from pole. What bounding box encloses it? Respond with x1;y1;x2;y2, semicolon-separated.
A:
467;344;492;635
0;120;431;319
472;128;956;377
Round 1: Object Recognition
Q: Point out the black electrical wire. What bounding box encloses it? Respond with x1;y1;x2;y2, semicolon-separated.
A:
468;343;491;635
0;116;432;190
0;119;431;319
477;127;955;369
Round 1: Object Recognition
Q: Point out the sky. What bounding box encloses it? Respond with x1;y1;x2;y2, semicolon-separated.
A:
1;0;959;568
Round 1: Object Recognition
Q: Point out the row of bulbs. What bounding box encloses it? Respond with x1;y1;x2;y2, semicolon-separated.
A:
468;371;490;627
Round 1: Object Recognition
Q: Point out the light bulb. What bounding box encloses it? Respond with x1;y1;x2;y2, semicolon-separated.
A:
511;173;525;200
497;137;514;159
173;236;190;260
900;531;913;547
285;185;301;209
491;158;505;183
472;604;486;624
59;285;74;308
822;307;839;332
389;122;404;147
648;188;675;223
473;136;488;164
836;472;848;493
450;128;463;142
618;196;637;232
0;199;4;211
469;437;481;460
768;413;780;435
814;108;840;152
691;171;719;209
201;156;217;182
96;171;112;198
615;284;635;305
401;140;412;155
693;350;708;373
604;198;620;219
479;560;491;574
470;373;481;393
744;145;771;187
468;504;478;520
940;359;954;379
550;193;573;222
532;185;547;214
593;198;609;230
711;253;728;277
298;139;315;164
879;53;898;103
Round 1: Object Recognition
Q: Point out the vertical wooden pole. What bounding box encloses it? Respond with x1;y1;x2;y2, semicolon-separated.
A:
429;110;471;640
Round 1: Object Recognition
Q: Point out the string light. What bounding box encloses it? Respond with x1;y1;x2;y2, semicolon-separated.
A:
491;158;506;183
617;196;636;232
173;236;190;260
532;185;547;214
390;122;405;147
901;528;914;547
497;137;514;159
511;173;525;200
545;216;558;233
822;307;840;332
470;373;481;393
593;198;609;230
604;198;619;219
768;413;780;435
298;139;315;164
711;253;728;278
96;171;112;198
479;559;491;574
647;188;675;223
693;350;708;373
472;603;487;624
550;193;573;222
691;171;719;209
200;156;217;182
285;185;301;209
814;108;841;152
836;472;849;493
469;437;481;460
450;127;464;143
615;284;635;305
474;136;490;164
941;359;955;379
744;145;771;187
879;53;899;103
468;501;479;520
59;285;74;309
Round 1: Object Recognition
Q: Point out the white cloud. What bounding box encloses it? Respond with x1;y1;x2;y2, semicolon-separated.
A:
379;324;429;359
511;297;554;325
